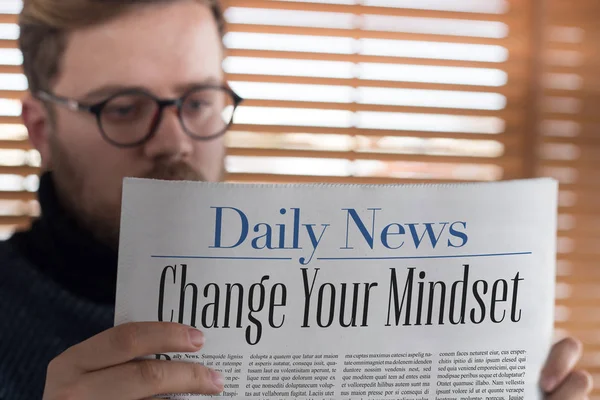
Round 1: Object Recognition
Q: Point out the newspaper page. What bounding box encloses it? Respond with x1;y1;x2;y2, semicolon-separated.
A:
115;178;558;400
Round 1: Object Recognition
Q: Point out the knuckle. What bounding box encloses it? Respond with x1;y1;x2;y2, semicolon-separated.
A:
171;324;191;344
190;363;211;383
137;360;166;389
188;365;220;394
111;323;143;354
571;370;593;393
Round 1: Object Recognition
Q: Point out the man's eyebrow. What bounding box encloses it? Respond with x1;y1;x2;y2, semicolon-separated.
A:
173;77;223;92
80;77;224;102
80;85;145;102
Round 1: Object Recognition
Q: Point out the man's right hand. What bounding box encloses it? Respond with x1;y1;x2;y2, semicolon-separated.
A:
42;322;224;400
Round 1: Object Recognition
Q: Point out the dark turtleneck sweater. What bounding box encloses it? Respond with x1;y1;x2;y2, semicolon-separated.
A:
0;172;115;399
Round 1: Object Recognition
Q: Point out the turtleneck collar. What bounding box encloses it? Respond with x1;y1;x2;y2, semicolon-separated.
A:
10;171;118;305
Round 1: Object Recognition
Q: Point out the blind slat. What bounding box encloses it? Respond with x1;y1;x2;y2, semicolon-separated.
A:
544;113;600;123
543;159;600;168
544;89;600;98
0;140;30;150
0;90;24;100
546;65;600;75
230;124;519;143
226;24;526;49
226;74;525;97
0;216;30;226
0;166;38;175
0;117;26;124
223;0;521;23
240;99;522;120
227;147;517;166
557;254;600;264
0;39;18;50
0;191;36;201
544;137;600;146
0;14;17;24
227;173;481;184
0;65;22;74
558;276;600;284
225;49;524;72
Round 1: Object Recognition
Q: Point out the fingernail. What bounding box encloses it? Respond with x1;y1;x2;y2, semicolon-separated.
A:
542;376;556;392
188;329;204;348
211;370;224;389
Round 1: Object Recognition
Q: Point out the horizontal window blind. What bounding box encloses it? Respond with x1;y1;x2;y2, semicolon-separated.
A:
538;0;600;393
220;0;533;188
0;0;37;241
0;0;534;239
0;0;532;238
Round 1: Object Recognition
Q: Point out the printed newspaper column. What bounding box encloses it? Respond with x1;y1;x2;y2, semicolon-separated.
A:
436;349;528;399
115;179;557;400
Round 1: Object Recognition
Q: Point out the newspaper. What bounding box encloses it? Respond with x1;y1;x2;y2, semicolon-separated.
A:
115;178;558;400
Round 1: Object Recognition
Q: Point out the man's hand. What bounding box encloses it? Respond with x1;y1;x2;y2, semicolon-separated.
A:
43;322;224;400
541;337;593;399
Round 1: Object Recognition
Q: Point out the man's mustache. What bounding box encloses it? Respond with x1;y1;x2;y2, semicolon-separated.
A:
143;161;205;181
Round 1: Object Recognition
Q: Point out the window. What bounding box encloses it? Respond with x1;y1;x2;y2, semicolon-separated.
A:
223;0;523;187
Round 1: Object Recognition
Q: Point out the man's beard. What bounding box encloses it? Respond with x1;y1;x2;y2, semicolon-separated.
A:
49;137;223;251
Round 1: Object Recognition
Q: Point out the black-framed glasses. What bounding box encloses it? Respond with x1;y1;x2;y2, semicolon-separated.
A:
36;85;244;148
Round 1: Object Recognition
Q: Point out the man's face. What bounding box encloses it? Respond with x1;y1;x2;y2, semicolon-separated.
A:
33;1;226;248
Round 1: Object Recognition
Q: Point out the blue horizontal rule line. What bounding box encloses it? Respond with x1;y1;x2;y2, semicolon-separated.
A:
151;255;293;261
317;252;533;261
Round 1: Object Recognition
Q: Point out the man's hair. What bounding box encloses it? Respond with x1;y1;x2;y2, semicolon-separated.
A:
18;0;226;95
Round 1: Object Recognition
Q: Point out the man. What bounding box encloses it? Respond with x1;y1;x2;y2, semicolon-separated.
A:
0;0;592;399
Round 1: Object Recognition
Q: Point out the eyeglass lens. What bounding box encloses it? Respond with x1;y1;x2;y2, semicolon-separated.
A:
99;88;236;145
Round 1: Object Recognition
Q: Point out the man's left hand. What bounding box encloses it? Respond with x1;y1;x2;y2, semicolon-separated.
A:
541;337;593;399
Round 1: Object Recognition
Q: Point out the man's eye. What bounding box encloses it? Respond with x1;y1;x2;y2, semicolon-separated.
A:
106;105;136;117
185;100;211;111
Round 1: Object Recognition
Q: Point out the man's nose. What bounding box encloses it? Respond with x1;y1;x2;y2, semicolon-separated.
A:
142;106;193;161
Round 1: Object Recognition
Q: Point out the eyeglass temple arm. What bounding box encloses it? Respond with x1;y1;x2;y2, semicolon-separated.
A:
36;91;92;112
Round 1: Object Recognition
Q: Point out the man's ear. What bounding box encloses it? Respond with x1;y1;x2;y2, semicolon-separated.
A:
21;93;53;170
